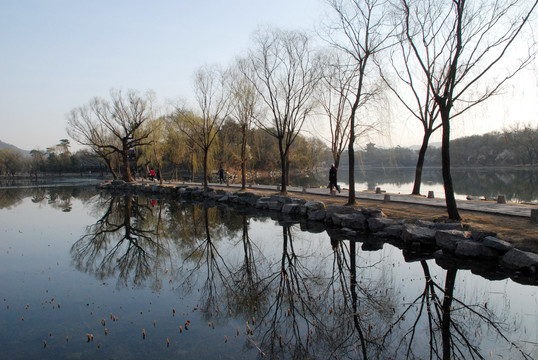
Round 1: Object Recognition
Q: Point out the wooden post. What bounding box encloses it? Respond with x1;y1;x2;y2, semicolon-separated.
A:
383;194;390;203
427;191;434;199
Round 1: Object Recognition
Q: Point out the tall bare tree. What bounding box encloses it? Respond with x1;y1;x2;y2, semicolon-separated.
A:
229;59;260;190
67;89;154;182
246;28;321;193
317;52;355;171
173;66;230;188
324;0;396;204
377;30;441;196
402;0;538;220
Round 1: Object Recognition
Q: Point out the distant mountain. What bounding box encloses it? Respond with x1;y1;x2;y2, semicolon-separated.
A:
0;140;31;157
408;142;441;151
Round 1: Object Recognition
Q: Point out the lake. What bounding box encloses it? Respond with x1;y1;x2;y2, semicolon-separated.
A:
0;185;537;359
273;167;538;203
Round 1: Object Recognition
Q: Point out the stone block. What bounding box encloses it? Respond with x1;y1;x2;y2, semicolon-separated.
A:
427;191;434;199
384;225;403;238
402;224;437;246
308;209;327;221
454;240;498;259
435;230;469;253
497;195;506;204
282;203;301;215
367;217;393;233
304;201;326;214
341;213;367;230
500;249;538;270
481;236;513;253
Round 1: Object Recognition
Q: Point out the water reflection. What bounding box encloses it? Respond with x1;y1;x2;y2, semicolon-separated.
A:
267;168;538;202
64;194;536;359
70;196;165;288
0;185;96;210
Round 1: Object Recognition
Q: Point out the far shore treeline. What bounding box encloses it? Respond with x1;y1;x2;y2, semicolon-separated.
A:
0;125;536;179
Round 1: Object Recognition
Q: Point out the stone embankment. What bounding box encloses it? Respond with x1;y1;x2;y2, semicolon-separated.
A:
99;180;538;285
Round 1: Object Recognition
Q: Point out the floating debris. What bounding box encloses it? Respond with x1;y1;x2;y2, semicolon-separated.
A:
142;329;146;339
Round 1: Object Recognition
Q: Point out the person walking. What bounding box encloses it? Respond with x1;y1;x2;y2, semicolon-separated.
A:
219;166;225;184
329;164;340;193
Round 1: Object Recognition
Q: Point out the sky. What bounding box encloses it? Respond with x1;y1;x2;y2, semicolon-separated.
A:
1;0;537;152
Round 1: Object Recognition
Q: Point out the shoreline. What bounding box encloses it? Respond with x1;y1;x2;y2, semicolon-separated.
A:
98;180;538;285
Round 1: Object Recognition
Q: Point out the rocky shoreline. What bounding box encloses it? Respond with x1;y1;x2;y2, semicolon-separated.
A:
99;180;538;285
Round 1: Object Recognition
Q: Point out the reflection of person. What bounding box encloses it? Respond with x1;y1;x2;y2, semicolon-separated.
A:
219;166;225;184
329;164;340;193
149;169;156;181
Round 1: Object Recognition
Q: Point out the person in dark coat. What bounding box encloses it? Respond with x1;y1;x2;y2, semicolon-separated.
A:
329;164;340;193
219;166;225;184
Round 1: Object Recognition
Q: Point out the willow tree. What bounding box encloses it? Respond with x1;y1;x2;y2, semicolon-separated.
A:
402;0;538;220
246;28;321;194
67;89;154;182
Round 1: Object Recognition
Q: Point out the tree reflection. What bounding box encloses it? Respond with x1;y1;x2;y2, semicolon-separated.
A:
227;215;267;317
64;193;535;359
71;195;166;288
381;261;533;359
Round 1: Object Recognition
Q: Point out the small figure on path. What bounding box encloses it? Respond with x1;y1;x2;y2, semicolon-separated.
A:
329;164;340;193
219;166;225;184
149;168;156;181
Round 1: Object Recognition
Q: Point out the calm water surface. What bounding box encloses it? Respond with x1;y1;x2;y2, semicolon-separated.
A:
0;186;536;359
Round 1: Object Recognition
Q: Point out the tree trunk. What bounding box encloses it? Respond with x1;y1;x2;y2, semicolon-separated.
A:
103;157;119;180
191;150;195;182
279;139;287;193
412;130;432;195
441;269;457;360
122;150;132;182
440;111;460;220
349;239;368;358
241;124;247;190
203;148;209;189
347;114;356;205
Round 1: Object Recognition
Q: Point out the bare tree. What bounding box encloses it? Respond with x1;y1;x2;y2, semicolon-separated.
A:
402;0;538;220
67;89;154;182
377;30;441;196
317;52;354;170
174;65;230;188
229;59;260;190
324;0;397;205
246;28;321;193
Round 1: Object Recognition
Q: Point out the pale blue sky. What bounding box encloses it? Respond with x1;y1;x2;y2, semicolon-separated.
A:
1;0;536;152
0;0;327;151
